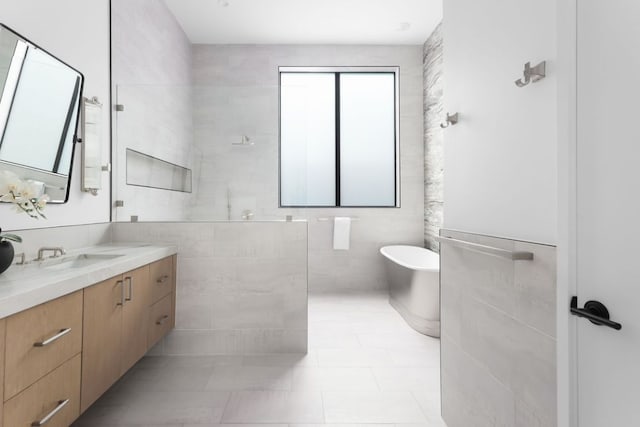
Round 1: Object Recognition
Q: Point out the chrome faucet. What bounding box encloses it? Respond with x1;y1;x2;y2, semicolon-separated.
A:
35;247;66;261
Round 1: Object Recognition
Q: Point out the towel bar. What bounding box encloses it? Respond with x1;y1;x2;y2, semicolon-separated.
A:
436;236;534;261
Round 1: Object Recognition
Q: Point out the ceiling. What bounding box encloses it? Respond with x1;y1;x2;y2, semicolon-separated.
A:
163;0;442;45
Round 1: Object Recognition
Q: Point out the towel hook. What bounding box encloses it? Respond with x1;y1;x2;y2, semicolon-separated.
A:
515;61;546;87
440;112;459;129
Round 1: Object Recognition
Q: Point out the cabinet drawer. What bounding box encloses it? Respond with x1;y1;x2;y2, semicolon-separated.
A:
148;294;173;348
5;291;83;400
4;353;81;427
149;256;174;304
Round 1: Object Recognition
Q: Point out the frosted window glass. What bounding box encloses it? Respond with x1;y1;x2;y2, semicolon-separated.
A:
280;73;336;206
339;73;396;206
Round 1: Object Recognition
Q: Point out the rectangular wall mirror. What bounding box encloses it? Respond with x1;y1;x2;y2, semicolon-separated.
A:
0;23;84;203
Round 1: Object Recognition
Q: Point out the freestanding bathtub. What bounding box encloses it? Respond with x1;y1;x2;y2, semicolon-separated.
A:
380;245;440;337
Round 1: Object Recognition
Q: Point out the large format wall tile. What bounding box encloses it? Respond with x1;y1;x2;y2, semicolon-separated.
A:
190;44;425;292
9;223;112;259
113;221;308;355
440;229;557;427
111;0;195;222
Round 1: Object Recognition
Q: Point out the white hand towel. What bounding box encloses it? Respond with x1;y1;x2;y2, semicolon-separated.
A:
333;217;351;250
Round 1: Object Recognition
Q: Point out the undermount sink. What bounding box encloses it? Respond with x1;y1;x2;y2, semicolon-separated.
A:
45;253;124;270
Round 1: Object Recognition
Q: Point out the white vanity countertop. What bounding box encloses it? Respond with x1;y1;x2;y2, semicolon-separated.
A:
0;243;177;319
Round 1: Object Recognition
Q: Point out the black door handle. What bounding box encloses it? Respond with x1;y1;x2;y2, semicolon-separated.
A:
570;296;622;330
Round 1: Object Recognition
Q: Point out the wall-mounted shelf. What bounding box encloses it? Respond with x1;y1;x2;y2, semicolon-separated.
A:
126;149;192;193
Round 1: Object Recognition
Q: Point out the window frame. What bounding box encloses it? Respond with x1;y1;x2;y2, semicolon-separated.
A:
278;66;401;208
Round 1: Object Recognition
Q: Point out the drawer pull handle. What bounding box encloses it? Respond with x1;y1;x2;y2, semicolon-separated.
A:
116;280;125;306
157;275;170;284
156;314;170;325
125;276;133;302
33;328;71;347
31;398;69;426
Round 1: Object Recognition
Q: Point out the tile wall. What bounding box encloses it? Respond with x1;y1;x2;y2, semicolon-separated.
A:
111;0;197;222
439;229;557;427
112;221;308;355
7;223;112;260
190;44;425;292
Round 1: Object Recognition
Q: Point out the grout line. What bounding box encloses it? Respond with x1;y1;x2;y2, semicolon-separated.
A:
410;389;432;423
320;390;327;424
218;389;234;424
370;366;382;392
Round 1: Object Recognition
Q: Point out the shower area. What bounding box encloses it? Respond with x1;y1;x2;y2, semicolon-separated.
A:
110;0;429;358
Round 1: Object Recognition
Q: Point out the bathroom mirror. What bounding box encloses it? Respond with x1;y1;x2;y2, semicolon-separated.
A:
0;23;84;203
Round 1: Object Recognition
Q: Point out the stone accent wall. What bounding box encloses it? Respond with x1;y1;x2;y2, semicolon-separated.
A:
423;24;444;252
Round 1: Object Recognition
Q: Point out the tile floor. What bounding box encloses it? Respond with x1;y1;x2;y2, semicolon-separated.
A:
73;292;445;427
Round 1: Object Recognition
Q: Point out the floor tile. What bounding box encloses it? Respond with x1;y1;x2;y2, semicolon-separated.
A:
119;390;230;424
317;348;394;367
74;424;181;427
309;330;363;349
291;424;394;427
242;352;318;367
221;391;324;423
73;292;445;426
372;367;440;393
322;391;428;423
185;424;288;427
413;390;447;426
125;364;215;391
205;365;293;390
291;367;379;391
387;348;440;368
71;404;128;426
358;331;436;351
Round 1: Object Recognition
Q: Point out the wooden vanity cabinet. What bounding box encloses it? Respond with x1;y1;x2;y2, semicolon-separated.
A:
148;256;176;348
149;255;174;304
4;354;81;427
0;254;177;422
81;275;125;413
81;265;151;412
121;266;151;374
148;294;173;348
2;292;83;427
4;291;83;401
81;256;176;412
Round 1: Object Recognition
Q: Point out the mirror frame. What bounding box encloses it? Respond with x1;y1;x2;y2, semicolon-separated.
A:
0;22;85;204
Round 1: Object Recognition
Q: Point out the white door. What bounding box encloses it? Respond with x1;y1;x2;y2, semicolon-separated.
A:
576;0;640;425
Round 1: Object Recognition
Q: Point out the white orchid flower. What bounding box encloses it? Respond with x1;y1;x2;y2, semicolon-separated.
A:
0;170;48;219
36;194;50;210
0;170;21;196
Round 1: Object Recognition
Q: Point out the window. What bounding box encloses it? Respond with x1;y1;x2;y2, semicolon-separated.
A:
279;67;399;207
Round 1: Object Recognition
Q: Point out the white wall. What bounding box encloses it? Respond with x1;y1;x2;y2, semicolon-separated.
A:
442;0;557;245
0;0;111;231
191;44;425;292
